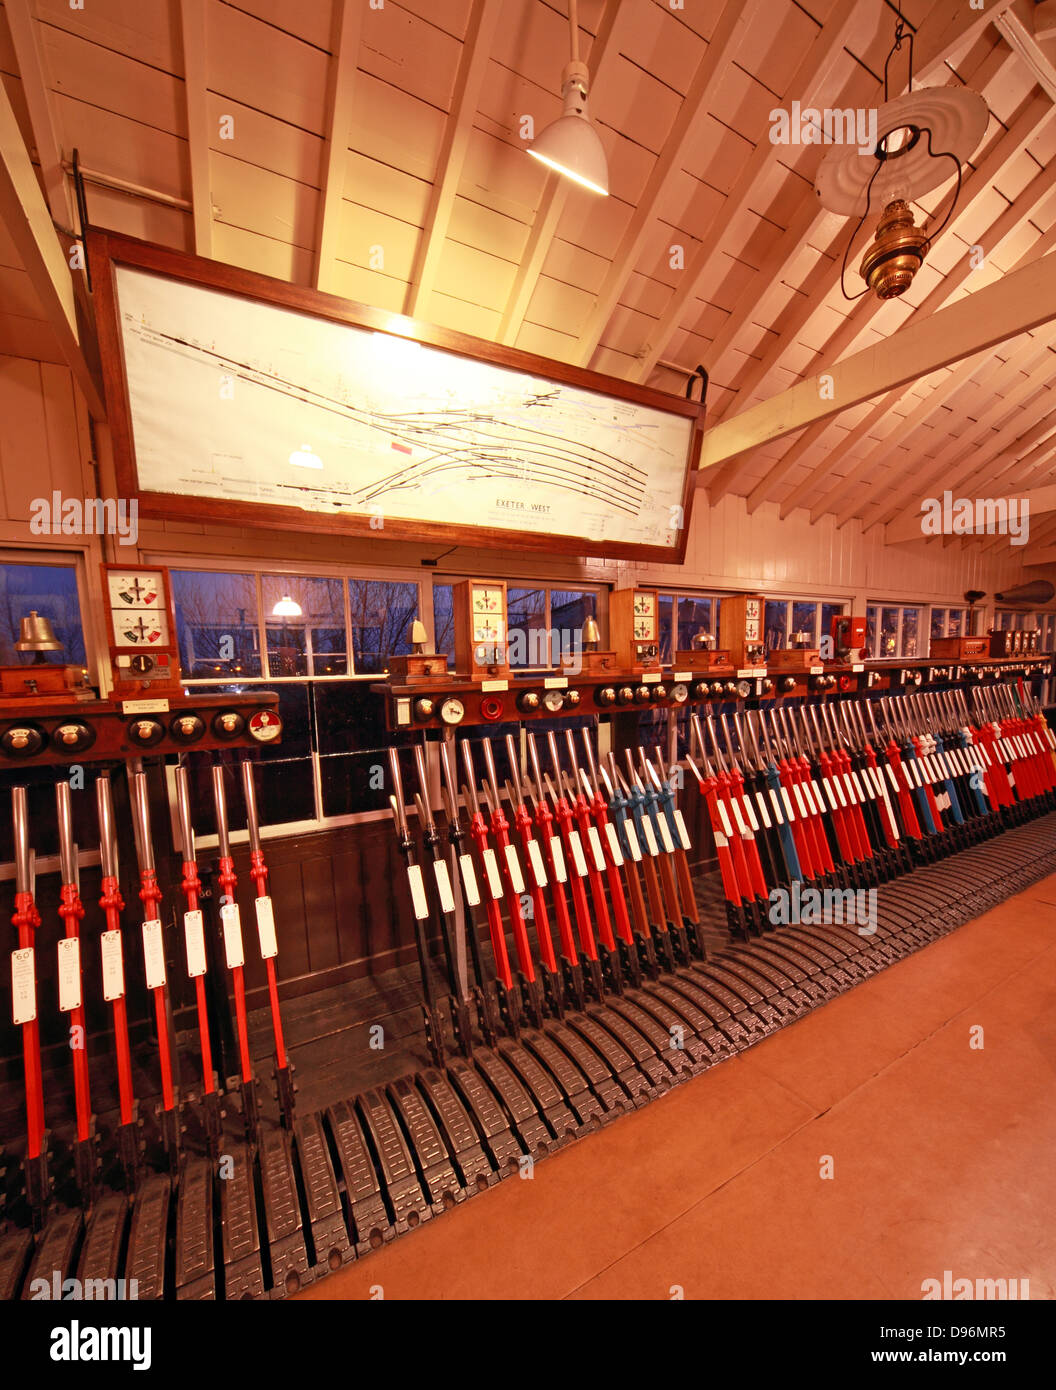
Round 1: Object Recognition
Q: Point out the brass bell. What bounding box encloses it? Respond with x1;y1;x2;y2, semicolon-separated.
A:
15;611;62;662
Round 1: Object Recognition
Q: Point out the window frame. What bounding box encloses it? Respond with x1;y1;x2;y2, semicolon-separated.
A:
757;596;847;653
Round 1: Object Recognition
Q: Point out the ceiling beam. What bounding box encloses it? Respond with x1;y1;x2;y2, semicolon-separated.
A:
626;1;864;386
178;0;212;257
1025;545;1056;565
4;0;72;225
403;0;504;320
496;0;623;347
315;0;363;294
566;0;751;366
694;248;1056;474
0;80;105;418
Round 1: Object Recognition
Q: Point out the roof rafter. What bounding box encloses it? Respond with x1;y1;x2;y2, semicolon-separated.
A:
315;0;364;294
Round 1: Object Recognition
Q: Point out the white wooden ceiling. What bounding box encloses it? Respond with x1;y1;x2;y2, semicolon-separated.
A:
2;0;1056;552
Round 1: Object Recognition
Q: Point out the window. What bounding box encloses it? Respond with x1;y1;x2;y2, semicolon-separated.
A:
760;598;844;654
0;559;86;666
432;580;600;667
929;607;968;644
657;591;722;662
169;566;421;832
866;603;923;658
992;609;1017;631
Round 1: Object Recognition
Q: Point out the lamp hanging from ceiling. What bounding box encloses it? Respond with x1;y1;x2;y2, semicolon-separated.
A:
271;595;302;618
527;0;608;197
815;4;987;300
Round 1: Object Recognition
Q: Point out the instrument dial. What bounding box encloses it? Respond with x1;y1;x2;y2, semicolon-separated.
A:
542;689;565;713
670;682;689;704
439;697;465;726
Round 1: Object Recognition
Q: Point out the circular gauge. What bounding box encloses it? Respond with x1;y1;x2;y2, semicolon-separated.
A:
248;709;282;743
213;710;246;739
517;691;541;713
54;721;95;752
413;697;435;722
1;725;44;757
440;697;465;726
669;682;689;705
542;689;564;713
128;718;165;747
735;679;752;698
171;714;205;743
564;689;581;708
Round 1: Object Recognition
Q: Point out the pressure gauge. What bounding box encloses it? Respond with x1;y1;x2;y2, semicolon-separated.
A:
670;682;689;704
735;679;752;698
248;709;282;743
542;689;565;713
439;697;465;726
115;612;167;647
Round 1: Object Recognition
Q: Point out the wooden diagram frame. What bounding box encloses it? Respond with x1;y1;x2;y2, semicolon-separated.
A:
88;229;705;564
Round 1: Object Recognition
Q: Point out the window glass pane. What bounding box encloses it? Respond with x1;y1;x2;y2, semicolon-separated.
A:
172;570;261;678
348;578;417;674
902;607;920;657
433;583;454;657
930;608;945;641
657;594;674;664
866;606;877;657
507;587;546;668
879;607;899;657
262;575;345;677
764;600;787;652
315;682;387;756
791;601;817;646
677;596;713;652
0;562;86;667
947;608;963;637
550;590;597;662
820;603;842;649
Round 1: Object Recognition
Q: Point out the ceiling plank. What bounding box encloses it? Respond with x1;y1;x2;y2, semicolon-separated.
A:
880;365;1056;541
403;0;504;320
1024;545;1056;565
695;248;1056;474
496;0;623;347
566;0;751;367
178;0;213;257
0;79;105;418
315;0;364;294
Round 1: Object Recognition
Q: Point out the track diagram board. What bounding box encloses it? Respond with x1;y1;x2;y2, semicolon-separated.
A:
108;261;699;559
